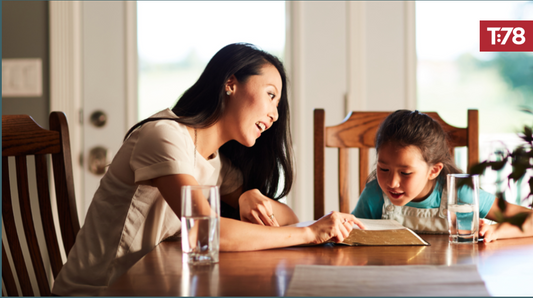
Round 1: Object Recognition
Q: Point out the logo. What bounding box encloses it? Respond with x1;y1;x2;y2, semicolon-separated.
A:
480;20;533;52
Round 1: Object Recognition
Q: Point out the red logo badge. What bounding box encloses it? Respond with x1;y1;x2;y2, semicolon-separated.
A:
480;20;533;52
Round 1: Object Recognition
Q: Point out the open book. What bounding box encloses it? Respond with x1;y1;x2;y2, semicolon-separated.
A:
291;219;429;246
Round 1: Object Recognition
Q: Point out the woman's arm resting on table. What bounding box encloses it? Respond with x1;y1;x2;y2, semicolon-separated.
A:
153;174;363;251
481;198;533;243
220;211;364;251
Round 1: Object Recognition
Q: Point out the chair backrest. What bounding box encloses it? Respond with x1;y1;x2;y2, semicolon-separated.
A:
2;112;80;296
313;109;479;220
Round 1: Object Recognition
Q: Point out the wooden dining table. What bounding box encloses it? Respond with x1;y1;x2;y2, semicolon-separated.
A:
102;234;533;296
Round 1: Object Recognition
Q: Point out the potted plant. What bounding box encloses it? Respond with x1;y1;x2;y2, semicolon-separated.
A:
469;122;533;229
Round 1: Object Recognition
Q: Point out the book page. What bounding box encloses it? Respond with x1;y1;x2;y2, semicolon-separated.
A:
354;218;405;230
287;219;429;246
288;218;405;230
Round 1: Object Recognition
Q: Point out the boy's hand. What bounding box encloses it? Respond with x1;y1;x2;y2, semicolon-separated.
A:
479;219;499;243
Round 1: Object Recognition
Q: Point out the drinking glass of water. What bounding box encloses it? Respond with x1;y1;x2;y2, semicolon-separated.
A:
181;185;220;265
447;174;480;244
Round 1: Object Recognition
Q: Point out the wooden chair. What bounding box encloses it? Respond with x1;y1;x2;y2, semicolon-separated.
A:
313;109;479;220
2;112;80;296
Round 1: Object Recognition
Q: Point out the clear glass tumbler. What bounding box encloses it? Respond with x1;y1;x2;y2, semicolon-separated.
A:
181;185;220;265
447;174;480;244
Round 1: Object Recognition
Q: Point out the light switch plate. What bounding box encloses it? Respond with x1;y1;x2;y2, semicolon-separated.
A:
2;58;43;97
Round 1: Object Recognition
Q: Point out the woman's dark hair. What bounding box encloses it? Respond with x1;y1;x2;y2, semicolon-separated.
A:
125;43;293;200
368;110;461;187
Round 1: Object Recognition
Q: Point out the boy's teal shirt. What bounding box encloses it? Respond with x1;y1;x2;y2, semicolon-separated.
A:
352;179;496;219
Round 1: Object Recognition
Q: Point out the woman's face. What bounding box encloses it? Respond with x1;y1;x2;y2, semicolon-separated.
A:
376;143;442;206
223;63;282;147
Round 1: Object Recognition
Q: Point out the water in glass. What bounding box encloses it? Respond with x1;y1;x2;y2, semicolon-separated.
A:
182;215;220;265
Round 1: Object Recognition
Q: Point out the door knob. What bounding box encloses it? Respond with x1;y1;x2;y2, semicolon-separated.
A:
90;110;107;127
88;146;109;175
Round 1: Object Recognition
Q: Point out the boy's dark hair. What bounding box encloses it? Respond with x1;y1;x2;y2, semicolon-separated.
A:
368;110;461;186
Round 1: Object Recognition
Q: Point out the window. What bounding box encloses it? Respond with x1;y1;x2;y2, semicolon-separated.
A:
137;1;286;121
416;1;533;205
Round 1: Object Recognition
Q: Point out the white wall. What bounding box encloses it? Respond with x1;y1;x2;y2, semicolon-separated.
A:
287;1;416;221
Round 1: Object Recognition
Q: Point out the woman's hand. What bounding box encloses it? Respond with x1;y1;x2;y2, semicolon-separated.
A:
307;211;366;244
239;189;280;227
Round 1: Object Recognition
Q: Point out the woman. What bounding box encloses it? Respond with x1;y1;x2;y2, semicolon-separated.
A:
52;43;362;296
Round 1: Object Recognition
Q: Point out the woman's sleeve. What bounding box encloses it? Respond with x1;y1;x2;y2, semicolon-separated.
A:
352;180;384;219
130;121;194;184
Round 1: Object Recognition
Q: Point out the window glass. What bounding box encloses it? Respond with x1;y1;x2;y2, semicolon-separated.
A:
416;1;533;204
137;1;286;120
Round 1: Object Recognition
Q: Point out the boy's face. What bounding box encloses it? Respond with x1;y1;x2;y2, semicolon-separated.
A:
376;143;443;206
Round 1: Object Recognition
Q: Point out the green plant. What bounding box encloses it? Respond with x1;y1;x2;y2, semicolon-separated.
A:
469;123;533;230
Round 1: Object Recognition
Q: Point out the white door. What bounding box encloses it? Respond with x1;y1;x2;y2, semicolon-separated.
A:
50;1;136;221
80;1;137;220
82;2;122;218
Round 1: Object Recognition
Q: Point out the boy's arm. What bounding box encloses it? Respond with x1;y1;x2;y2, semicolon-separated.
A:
481;198;533;242
353;197;373;218
352;181;383;219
